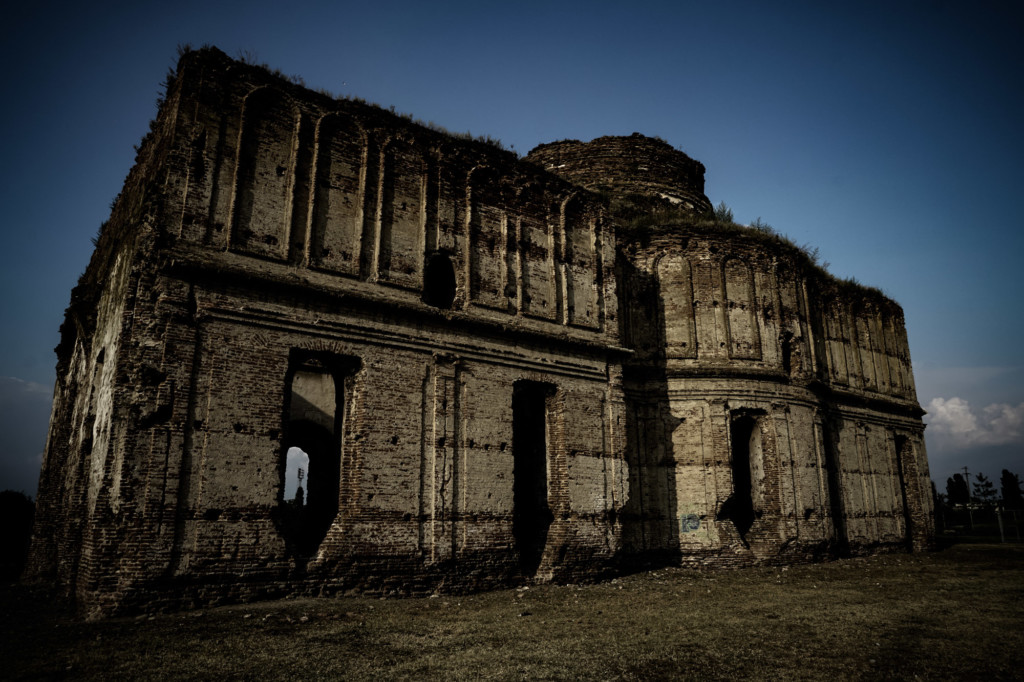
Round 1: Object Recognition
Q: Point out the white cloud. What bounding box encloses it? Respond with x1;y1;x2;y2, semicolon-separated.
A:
0;376;52;399
926;396;1024;448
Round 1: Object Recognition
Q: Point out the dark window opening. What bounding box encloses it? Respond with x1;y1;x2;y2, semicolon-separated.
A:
423;252;457;309
278;351;359;557
512;380;555;576
281;420;338;555
719;415;758;542
780;331;793;375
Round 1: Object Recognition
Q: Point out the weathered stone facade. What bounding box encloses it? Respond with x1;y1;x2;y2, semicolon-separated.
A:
26;48;933;617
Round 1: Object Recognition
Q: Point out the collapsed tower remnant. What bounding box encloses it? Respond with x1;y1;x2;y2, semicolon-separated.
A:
26;48;933;617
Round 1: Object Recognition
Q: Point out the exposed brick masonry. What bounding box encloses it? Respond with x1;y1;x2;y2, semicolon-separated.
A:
26;48;933;617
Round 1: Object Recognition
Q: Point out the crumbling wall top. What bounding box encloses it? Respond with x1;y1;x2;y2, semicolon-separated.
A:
526;133;712;214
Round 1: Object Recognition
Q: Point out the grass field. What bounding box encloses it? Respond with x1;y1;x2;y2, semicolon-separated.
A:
2;542;1022;680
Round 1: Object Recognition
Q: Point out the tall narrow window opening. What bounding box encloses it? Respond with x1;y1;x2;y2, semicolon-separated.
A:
512;380;555;576
780;330;794;375
279;351;359;556
719;415;759;542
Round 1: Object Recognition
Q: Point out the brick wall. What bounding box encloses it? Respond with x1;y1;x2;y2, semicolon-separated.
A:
27;47;933;616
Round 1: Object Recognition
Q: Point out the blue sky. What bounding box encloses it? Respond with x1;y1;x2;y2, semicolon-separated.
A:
1;1;1022;496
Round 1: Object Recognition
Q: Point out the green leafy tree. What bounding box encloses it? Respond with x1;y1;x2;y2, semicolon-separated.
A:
1000;469;1023;509
946;474;970;505
973;472;997;505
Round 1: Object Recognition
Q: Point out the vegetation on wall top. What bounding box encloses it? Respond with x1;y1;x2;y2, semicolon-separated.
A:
612;194;893;308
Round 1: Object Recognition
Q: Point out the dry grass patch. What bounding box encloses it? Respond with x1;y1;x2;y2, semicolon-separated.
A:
2;543;1022;680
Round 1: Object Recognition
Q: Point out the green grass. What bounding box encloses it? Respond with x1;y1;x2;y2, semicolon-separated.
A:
3;543;1022;680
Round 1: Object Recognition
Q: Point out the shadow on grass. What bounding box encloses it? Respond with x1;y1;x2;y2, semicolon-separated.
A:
2;543;1022;680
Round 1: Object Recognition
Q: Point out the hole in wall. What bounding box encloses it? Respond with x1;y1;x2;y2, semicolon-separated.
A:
278;350;359;557
718;415;758;543
781;331;794;375
423;252;457;309
513;380;557;577
284;447;310;505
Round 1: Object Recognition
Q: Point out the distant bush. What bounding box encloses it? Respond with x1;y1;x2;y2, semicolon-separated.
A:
613;197;888;304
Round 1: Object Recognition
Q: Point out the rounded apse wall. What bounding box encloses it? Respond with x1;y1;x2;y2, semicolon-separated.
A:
526;133;713;214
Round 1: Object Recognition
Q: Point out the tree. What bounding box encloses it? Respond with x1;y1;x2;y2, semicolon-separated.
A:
1001;469;1023;509
946;474;970;506
973;472;997;505
932;481;947;533
713;201;734;223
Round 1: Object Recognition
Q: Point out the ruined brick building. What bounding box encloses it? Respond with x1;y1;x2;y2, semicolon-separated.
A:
27;48;934;617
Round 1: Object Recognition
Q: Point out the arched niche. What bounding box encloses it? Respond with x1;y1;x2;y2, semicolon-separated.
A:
309;112;367;276
562;194;599;328
230;87;299;261
723;257;761;359
467;166;506;308
656;252;696;359
377;136;425;288
882;315;905;396
852;303;878;391
515;185;555;319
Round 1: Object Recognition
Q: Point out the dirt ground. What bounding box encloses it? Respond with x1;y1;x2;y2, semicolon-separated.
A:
2;542;1022;680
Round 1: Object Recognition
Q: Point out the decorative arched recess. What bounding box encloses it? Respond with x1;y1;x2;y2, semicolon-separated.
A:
308;112;367;276
882;315;905;397
562;195;600;329
516;184;556;319
723;257;761;359
656;253;697;359
854;303;880;392
467;166;507;309
822;302;849;384
230;87;299;261
376;136;425;288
